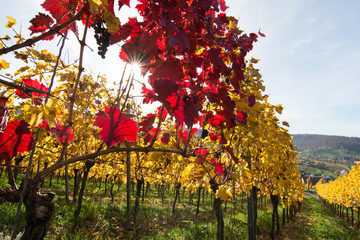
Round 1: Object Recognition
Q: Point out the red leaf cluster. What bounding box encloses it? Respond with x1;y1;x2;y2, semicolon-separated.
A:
0;120;34;162
94;107;138;147
211;158;224;175
207;132;227;144
116;0;260;131
195;147;209;164
178;127;198;142
29;0;79;39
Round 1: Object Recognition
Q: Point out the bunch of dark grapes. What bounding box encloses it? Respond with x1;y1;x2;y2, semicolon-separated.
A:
94;23;110;59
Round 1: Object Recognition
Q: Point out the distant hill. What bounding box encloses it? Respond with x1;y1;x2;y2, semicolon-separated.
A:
292;134;360;164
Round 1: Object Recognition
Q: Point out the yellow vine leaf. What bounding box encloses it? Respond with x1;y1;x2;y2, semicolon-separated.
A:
14;66;30;75
250;58;259;63
282;121;289;127
88;0;102;14
102;10;120;33
14;51;29;63
195;46;205;55
216;185;232;202
0;59;9;69
44;98;64;127
29;112;44;128
275;104;283;114
14;33;24;44
228;19;237;30
5;16;16;28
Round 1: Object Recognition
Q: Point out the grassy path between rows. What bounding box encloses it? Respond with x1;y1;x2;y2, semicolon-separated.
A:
1;176;359;239
277;196;360;240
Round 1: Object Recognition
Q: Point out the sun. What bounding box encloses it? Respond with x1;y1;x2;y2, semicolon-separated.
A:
130;62;143;80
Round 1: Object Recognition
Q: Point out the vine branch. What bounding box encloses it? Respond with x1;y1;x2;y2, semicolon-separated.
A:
0;8;85;55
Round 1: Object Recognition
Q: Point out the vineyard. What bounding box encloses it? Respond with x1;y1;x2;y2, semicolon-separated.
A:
316;162;360;226
0;0;356;240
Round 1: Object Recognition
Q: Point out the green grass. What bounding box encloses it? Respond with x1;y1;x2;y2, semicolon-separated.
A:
278;197;360;240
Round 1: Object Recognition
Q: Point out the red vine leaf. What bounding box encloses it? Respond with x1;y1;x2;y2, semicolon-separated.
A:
236;111;247;125
15;78;48;105
166;22;190;50
183;99;198;128
94;106;138;147
219;135;227;144
29;13;54;35
49;125;74;145
41;0;67;21
153;78;180;102
41;0;77;34
120;31;160;71
141;86;157;104
143;128;160;144
211;158;224;175
178;128;197;142
36;119;49;129
0;120;34;162
207;111;225;128
119;0;130;7
157;106;168;121
209;132;218;141
161;132;170;144
149;57;184;85
258;29;266;37
247;94;256;107
138;113;156;135
218;0;228;11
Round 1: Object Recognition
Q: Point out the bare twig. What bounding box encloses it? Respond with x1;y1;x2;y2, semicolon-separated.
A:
0;78;53;98
59;17;90;161
183;125;193;154
147;105;164;149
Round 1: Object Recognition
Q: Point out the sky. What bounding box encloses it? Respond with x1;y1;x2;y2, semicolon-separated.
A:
1;0;360;137
226;0;360;137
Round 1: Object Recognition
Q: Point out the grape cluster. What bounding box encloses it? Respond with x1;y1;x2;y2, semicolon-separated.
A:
94;23;110;59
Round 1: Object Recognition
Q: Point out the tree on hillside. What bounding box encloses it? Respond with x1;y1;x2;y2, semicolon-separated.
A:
306;176;312;190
